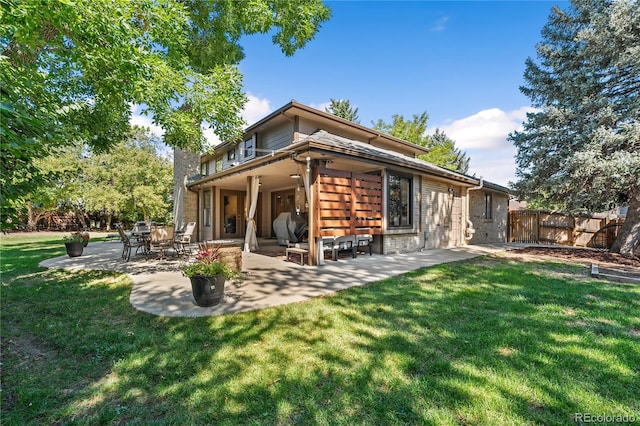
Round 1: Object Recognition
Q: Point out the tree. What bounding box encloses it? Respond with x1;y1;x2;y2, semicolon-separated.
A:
424;129;470;174
372;112;470;173
0;82;61;229
25;127;173;230
325;99;360;123
24;144;84;230
0;0;331;228
83;127;173;227
509;0;640;258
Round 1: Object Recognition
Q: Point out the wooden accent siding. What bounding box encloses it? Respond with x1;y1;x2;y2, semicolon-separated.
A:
315;167;383;237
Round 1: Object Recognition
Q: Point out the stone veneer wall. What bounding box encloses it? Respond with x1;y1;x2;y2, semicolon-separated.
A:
173;148;201;233
468;189;509;244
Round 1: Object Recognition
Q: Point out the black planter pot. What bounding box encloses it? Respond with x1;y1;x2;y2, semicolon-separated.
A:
189;275;226;307
64;241;84;257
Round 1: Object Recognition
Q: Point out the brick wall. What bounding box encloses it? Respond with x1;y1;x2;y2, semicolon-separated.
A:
468;189;509;244
421;178;463;249
381;176;464;254
383;233;421;254
173;148;200;233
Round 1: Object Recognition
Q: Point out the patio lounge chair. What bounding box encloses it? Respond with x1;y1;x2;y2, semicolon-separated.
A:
117;225;146;261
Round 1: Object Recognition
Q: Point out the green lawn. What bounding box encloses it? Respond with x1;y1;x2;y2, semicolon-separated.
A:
1;234;639;425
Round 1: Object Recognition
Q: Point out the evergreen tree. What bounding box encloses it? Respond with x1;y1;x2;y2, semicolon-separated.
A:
425;129;470;174
325;99;360;123
509;0;640;257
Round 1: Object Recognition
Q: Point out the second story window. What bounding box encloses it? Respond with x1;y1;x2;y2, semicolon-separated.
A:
200;162;208;176
244;135;255;160
215;157;222;172
227;149;236;162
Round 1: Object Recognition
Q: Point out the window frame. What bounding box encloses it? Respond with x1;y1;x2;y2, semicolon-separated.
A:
484;191;493;220
387;171;413;228
203;190;211;227
227;149;236;162
243;134;256;160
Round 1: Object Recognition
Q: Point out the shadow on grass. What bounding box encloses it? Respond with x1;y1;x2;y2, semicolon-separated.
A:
2;241;639;424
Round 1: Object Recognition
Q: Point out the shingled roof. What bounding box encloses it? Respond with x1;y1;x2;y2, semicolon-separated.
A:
300;130;509;193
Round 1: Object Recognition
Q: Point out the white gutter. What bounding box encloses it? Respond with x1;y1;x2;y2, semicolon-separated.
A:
465;178;484;241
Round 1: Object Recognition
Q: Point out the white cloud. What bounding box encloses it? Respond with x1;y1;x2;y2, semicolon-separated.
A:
431;16;449;32
429;107;536;186
242;94;271;126
309;101;331;113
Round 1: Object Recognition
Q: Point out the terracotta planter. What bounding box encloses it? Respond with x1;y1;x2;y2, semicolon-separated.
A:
64;241;84;257
189;275;226;307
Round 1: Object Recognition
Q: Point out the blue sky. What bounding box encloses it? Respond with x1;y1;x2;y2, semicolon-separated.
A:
134;1;569;186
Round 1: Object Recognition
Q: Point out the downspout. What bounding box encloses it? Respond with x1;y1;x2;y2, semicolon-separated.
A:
465;178;484;241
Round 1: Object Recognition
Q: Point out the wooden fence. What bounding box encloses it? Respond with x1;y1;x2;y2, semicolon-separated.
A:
315;167;383;237
509;210;624;248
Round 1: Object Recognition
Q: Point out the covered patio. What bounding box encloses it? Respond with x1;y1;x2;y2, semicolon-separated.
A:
38;240;517;317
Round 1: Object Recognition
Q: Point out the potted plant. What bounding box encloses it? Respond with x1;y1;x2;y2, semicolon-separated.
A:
181;247;235;307
62;233;86;257
78;230;90;247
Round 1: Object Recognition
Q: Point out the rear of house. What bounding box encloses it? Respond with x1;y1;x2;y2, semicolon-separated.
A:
174;101;509;265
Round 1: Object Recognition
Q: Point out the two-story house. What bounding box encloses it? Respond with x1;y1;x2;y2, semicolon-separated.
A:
174;100;510;265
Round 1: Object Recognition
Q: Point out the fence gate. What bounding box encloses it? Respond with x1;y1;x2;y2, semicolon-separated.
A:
509;210;540;244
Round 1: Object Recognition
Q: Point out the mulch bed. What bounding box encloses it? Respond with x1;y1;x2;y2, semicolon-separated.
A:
511;246;640;268
511;246;640;283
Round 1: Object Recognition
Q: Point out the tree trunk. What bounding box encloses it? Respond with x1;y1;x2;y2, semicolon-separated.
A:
106;214;113;231
26;200;37;231
610;190;640;258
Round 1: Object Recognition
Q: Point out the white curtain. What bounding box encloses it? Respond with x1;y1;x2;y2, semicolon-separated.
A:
299;163;311;206
243;176;260;252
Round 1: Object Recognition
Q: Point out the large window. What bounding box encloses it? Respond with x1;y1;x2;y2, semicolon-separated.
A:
387;172;412;227
203;190;211;227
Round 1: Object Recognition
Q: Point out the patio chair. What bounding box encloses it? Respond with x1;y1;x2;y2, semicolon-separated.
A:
322;235;355;261
148;226;175;259
334;235;356;260
354;234;373;256
117;225;146;261
174;222;196;255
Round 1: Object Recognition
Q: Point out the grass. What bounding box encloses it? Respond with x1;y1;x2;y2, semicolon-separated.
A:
1;234;639;425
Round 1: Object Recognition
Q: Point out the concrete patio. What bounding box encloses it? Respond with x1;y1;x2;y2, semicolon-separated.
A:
39;240;519;317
